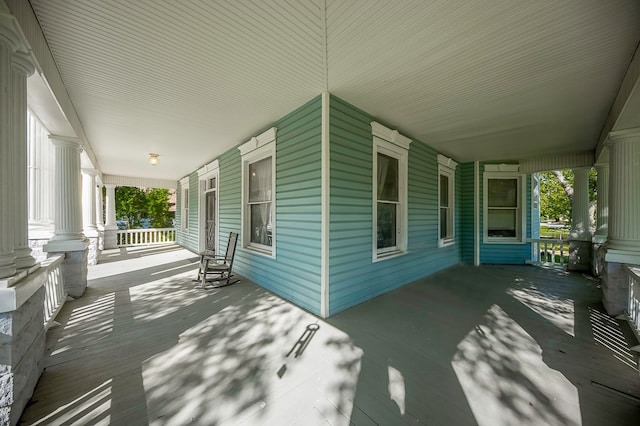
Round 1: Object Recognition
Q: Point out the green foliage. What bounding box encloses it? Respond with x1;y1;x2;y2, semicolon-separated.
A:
539;169;597;224
115;186;175;229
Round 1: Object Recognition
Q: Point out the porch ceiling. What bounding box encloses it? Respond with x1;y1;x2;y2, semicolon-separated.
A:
24;0;640;181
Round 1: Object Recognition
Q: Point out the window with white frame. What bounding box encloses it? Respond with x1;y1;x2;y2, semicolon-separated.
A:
438;154;457;247
484;165;525;243
238;128;277;257
371;122;411;261
179;177;190;232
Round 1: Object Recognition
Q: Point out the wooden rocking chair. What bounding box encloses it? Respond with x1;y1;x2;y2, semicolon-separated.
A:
195;232;238;288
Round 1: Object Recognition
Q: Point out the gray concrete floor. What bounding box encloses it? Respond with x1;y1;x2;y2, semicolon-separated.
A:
19;245;640;425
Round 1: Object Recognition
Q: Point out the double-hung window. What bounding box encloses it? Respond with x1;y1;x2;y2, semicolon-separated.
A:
438;154;457;247
371;122;411;261
238;128;277;257
179;176;190;232
484;165;525;243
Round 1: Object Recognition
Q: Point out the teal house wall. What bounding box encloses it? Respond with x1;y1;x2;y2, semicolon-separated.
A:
176;94;540;317
327;96;461;315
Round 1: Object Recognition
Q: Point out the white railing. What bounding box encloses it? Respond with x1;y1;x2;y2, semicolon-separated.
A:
624;265;640;343
527;238;569;268
117;228;176;247
42;254;66;329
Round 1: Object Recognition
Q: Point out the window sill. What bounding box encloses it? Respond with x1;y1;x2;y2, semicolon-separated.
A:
483;238;526;245
245;245;275;259
373;249;406;263
438;239;455;248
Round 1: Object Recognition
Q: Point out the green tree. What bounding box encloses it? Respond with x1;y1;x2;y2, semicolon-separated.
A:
539;169;597;227
115;186;147;228
146;188;175;228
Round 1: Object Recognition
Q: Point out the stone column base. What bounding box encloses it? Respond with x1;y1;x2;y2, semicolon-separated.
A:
592;243;606;277
47;248;88;298
87;237;101;266
104;228;117;250
568;240;592;273
0;284;46;425
601;261;628;316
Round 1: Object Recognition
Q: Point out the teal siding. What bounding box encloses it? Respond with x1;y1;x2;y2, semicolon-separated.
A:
479;164;533;264
215;96;323;315
460;162;475;263
328;96;461;315
176;172;199;253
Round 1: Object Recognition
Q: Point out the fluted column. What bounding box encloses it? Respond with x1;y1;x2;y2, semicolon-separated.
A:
606;129;640;263
593;163;609;244
44;137;88;251
567;167;592;272
28;112;55;232
103;183;118;249
96;178;105;228
82;168;98;236
0;16;20;279
11;51;37;270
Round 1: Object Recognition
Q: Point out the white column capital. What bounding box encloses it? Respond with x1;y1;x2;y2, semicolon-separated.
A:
81;168;98;176
49;135;83;152
607;127;640;145
11;51;34;76
104;183;117;189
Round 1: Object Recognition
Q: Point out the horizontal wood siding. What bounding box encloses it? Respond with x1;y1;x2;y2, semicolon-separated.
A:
217;96;323;314
175;172;199;253
479;164;532;264
460;162;475;263
328;96;461;315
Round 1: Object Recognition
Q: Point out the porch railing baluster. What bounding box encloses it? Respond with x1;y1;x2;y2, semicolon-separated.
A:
116;228;177;247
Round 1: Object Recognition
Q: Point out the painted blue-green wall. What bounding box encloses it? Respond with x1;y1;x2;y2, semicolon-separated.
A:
177;96;323;315
328;96;462;315
460;162;475;263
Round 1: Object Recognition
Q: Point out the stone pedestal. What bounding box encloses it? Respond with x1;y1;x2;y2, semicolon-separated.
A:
47;248;88;298
87;237;99;266
592;243;607;277
104;228;118;250
568;240;593;273
601;261;628;316
0;270;47;425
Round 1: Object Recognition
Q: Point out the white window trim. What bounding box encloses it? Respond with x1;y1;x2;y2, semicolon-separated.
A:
438;154;457;247
238;127;277;258
371;122;411;262
483;168;526;244
179;176;190;233
198;160;219;254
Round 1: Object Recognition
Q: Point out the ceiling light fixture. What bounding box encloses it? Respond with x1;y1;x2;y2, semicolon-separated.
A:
149;153;159;165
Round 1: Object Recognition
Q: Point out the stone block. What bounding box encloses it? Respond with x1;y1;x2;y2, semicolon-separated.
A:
592;243;607;277
104;229;117;249
87;237;100;266
48;249;88;298
568;240;592;273
601;261;628;316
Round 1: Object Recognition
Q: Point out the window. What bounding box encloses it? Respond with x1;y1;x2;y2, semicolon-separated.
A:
179;177;190;232
371;122;411;261
483;166;525;243
239;128;277;257
438;155;457;247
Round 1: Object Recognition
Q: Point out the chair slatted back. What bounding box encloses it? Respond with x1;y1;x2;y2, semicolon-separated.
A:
224;232;238;266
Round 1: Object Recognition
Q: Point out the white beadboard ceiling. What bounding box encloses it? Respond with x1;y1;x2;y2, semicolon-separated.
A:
26;0;640;181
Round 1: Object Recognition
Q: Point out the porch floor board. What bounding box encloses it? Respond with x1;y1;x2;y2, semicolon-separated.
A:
19;245;640;425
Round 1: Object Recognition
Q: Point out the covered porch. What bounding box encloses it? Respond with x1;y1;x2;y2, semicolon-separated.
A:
19;245;640;425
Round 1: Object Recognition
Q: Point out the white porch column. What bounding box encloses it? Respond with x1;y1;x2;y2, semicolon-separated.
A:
96;178;105;228
103;183;118;249
592;163;609;277
44;137;87;248
11;51;37;270
602;129;640;315
593;163;609;244
0;18;19;279
82;168;98;236
567;166;592;272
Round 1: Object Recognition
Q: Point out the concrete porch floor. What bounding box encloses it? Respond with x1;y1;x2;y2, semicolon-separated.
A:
19;245;640;425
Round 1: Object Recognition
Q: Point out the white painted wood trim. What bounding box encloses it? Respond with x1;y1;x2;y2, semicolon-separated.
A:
237;127;277;156
519;150;593;174
483;171;527;244
437;154;458;170
320;91;330;318
370;121;412;150
103;174;176;190
197;159;219;177
178;176;189;188
484;164;520;172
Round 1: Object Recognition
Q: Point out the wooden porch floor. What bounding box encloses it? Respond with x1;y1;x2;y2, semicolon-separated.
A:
19;245;640;425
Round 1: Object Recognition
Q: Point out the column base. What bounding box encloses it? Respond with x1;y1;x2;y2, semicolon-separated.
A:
592;243;607;277
46;248;88;298
567;240;592;273
87;236;101;266
601;261;628;316
14;247;37;270
43;238;89;253
104;228;118;250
